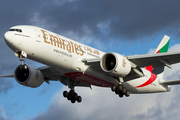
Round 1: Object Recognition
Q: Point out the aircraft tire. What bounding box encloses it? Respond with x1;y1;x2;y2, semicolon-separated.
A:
117;84;123;91
67;95;71;100
23;64;28;70
115;89;119;94
69;90;75;96
122;87;126;94
74;93;78;100
119;92;123;98
111;85;116;91
77;96;82;103
63;91;68;98
19;65;23;70
71;98;76;103
125;90;130;97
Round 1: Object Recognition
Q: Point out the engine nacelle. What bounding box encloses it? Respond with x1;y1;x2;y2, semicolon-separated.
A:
14;64;44;88
100;53;131;77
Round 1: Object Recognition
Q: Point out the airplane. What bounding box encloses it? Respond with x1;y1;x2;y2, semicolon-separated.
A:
2;25;180;104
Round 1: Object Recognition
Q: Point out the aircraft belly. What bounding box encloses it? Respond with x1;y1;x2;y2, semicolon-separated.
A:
64;72;114;87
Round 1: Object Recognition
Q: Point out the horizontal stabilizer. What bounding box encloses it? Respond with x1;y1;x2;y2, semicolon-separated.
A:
160;80;180;85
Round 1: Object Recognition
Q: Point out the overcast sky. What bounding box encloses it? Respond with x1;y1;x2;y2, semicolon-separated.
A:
1;0;180;120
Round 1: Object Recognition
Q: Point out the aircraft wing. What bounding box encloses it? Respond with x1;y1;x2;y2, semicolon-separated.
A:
0;73;14;77
127;51;180;68
0;66;91;87
39;66;91;87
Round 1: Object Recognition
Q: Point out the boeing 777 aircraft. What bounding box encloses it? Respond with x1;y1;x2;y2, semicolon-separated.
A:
2;25;180;103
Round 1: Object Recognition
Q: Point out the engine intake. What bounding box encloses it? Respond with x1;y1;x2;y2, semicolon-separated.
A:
100;53;131;77
14;64;44;88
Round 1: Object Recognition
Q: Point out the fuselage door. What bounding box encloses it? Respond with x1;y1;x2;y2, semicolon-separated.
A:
34;30;41;42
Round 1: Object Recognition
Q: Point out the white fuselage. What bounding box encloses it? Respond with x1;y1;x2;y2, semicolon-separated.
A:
4;25;170;93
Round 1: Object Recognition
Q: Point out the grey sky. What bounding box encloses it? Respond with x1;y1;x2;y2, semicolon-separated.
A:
1;1;180;41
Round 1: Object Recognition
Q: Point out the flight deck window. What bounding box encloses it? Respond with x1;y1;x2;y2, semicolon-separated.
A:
9;29;22;32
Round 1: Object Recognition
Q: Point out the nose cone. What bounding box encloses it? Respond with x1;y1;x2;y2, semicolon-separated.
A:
4;31;12;43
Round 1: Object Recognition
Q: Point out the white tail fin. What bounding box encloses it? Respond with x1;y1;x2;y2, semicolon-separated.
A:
154;35;170;54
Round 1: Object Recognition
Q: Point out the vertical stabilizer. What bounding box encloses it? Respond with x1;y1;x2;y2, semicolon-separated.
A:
154;35;170;54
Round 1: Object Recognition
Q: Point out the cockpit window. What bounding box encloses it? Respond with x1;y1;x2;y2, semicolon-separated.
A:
9;29;22;32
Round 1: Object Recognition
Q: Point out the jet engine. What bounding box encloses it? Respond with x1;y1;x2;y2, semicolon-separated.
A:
100;53;131;77
14;64;44;88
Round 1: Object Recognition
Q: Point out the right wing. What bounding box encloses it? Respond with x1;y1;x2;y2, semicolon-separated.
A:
127;51;180;69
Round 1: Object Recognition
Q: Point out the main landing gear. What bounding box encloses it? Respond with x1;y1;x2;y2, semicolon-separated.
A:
63;90;82;103
62;78;82;103
111;84;130;98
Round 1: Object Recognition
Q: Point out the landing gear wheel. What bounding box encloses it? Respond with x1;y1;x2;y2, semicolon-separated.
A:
19;64;28;70
67;95;71;100
71;98;76;103
111;84;131;99
125;90;130;97
74;93;78;99
111;85;116;92
63;91;68;98
119;92;123;98
63;90;82;103
117;84;123;91
19;65;23;70
115;89;119;94
77;96;82;103
122;87;126;94
23;64;28;70
69;90;75;96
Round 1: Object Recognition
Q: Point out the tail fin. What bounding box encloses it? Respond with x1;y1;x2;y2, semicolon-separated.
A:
154;35;170;54
146;35;170;77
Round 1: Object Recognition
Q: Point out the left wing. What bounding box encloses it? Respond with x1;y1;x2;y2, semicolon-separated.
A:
0;73;14;77
127;51;180;69
0;66;91;87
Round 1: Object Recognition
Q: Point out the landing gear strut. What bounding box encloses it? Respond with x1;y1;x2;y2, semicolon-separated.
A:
15;51;28;70
111;84;130;98
63;90;82;103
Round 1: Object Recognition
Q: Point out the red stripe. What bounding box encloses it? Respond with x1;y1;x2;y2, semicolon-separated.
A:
145;65;153;72
140;48;160;87
156;50;160;53
136;72;156;88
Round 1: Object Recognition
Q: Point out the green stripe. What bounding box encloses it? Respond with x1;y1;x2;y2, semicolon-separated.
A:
159;39;170;53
